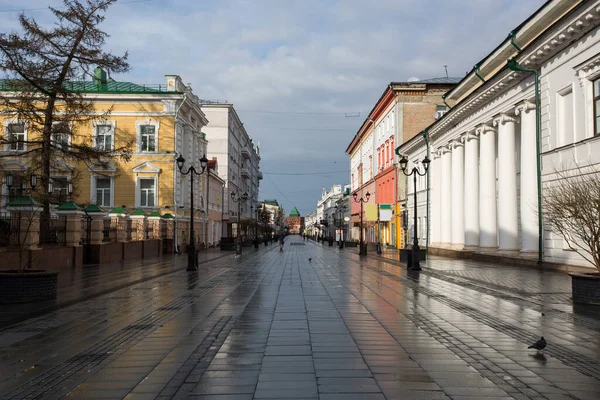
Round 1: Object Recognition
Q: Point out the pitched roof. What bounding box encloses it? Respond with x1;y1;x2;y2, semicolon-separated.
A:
289;207;300;217
413;77;462;84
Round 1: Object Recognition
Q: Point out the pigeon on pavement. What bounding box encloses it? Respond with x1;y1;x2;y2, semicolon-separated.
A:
308;258;312;262
528;336;547;351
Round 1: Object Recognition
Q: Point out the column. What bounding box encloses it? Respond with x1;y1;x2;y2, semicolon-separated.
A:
451;139;465;248
463;131;480;248
129;215;146;241
478;124;498;249
516;101;538;253
89;213;106;245
56;210;84;247
430;151;442;244
494;113;519;251
148;216;161;239
440;145;452;244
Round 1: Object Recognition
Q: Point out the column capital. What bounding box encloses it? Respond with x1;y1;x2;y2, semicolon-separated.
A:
515;100;536;115
450;138;464;149
462;130;479;142
493;113;518;126
475;123;495;136
439;145;452;154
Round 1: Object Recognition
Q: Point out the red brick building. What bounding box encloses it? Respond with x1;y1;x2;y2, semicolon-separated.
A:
284;207;304;234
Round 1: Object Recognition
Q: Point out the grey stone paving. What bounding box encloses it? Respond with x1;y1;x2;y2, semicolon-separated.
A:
0;236;599;399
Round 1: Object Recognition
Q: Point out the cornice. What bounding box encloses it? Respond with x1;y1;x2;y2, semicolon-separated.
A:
426;1;600;145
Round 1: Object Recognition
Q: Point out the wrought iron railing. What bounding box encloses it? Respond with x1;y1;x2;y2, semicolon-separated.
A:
0;212;20;247
39;216;66;246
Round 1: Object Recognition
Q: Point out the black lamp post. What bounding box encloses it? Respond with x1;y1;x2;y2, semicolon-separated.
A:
335;204;346;249
353;191;370;256
176;153;209;271
399;154;430;270
231;190;249;255
250;204;259;250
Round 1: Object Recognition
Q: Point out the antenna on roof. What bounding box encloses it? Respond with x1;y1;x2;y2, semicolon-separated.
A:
443;65;448;78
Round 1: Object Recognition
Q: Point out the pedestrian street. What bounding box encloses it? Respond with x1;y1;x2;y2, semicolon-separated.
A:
1;235;600;400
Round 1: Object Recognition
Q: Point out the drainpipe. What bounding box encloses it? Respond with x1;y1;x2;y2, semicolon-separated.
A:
442;93;452;111
508;30;522;52
474;64;486;83
507;58;543;264
421;129;430;253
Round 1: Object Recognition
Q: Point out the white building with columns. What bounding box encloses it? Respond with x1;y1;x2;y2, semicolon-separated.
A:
397;0;600;268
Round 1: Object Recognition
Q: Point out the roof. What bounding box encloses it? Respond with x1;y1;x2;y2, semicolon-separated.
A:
289;207;300;217
411;77;462;84
0;79;174;94
263;200;279;207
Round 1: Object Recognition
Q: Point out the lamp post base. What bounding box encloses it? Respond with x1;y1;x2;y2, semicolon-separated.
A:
236;241;242;256
359;241;367;256
410;243;422;271
186;244;197;271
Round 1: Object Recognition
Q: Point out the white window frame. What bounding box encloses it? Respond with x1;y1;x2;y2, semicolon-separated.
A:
135;175;158;208
3;119;28;152
91;175;114;208
51;121;72;152
92;120;116;151
136;120;160;153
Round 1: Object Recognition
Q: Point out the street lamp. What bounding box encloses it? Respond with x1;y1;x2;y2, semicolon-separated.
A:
335;204;346;249
352;191;370;256
176;153;209;271
231;190;249;255
250;204;259;250
399;154;430;270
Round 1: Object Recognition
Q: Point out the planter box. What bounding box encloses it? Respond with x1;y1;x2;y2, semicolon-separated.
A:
571;272;600;305
0;270;58;304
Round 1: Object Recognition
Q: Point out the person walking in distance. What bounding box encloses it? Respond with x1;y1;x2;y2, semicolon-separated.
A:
279;236;285;252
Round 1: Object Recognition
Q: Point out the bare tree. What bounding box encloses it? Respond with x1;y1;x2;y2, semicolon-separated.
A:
543;164;600;272
0;0;131;219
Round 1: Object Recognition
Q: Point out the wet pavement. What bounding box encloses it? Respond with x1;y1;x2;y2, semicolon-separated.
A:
0;248;231;329
1;236;600;399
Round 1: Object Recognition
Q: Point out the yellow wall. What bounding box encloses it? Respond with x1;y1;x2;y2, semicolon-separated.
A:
0;99;178;211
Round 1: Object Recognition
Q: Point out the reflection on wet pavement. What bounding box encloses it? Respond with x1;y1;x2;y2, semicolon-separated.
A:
1;235;599;399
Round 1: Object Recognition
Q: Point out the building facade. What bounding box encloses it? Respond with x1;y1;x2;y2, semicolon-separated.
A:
0;71;224;248
201;104;261;240
397;0;599;268
346;79;457;248
284;207;303;234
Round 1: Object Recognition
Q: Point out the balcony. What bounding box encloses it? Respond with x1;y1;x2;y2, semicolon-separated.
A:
241;165;250;179
241;148;250;159
257;171;263;180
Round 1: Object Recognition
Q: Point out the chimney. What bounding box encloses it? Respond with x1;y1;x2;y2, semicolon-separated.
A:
94;67;108;86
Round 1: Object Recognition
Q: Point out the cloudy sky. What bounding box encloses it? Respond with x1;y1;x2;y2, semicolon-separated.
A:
0;0;544;216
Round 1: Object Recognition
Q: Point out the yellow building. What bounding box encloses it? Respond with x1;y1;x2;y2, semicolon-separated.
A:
0;69;215;243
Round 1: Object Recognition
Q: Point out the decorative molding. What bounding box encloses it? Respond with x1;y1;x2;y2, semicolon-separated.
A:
132;161;161;174
515;100;536;115
493;113;518;126
476;124;496;136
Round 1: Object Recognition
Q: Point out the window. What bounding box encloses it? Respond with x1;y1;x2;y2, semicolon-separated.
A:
95;124;113;151
594;78;600;136
435;105;447;120
140;125;156;152
7;123;25;151
140;178;155;207
95;177;111;207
